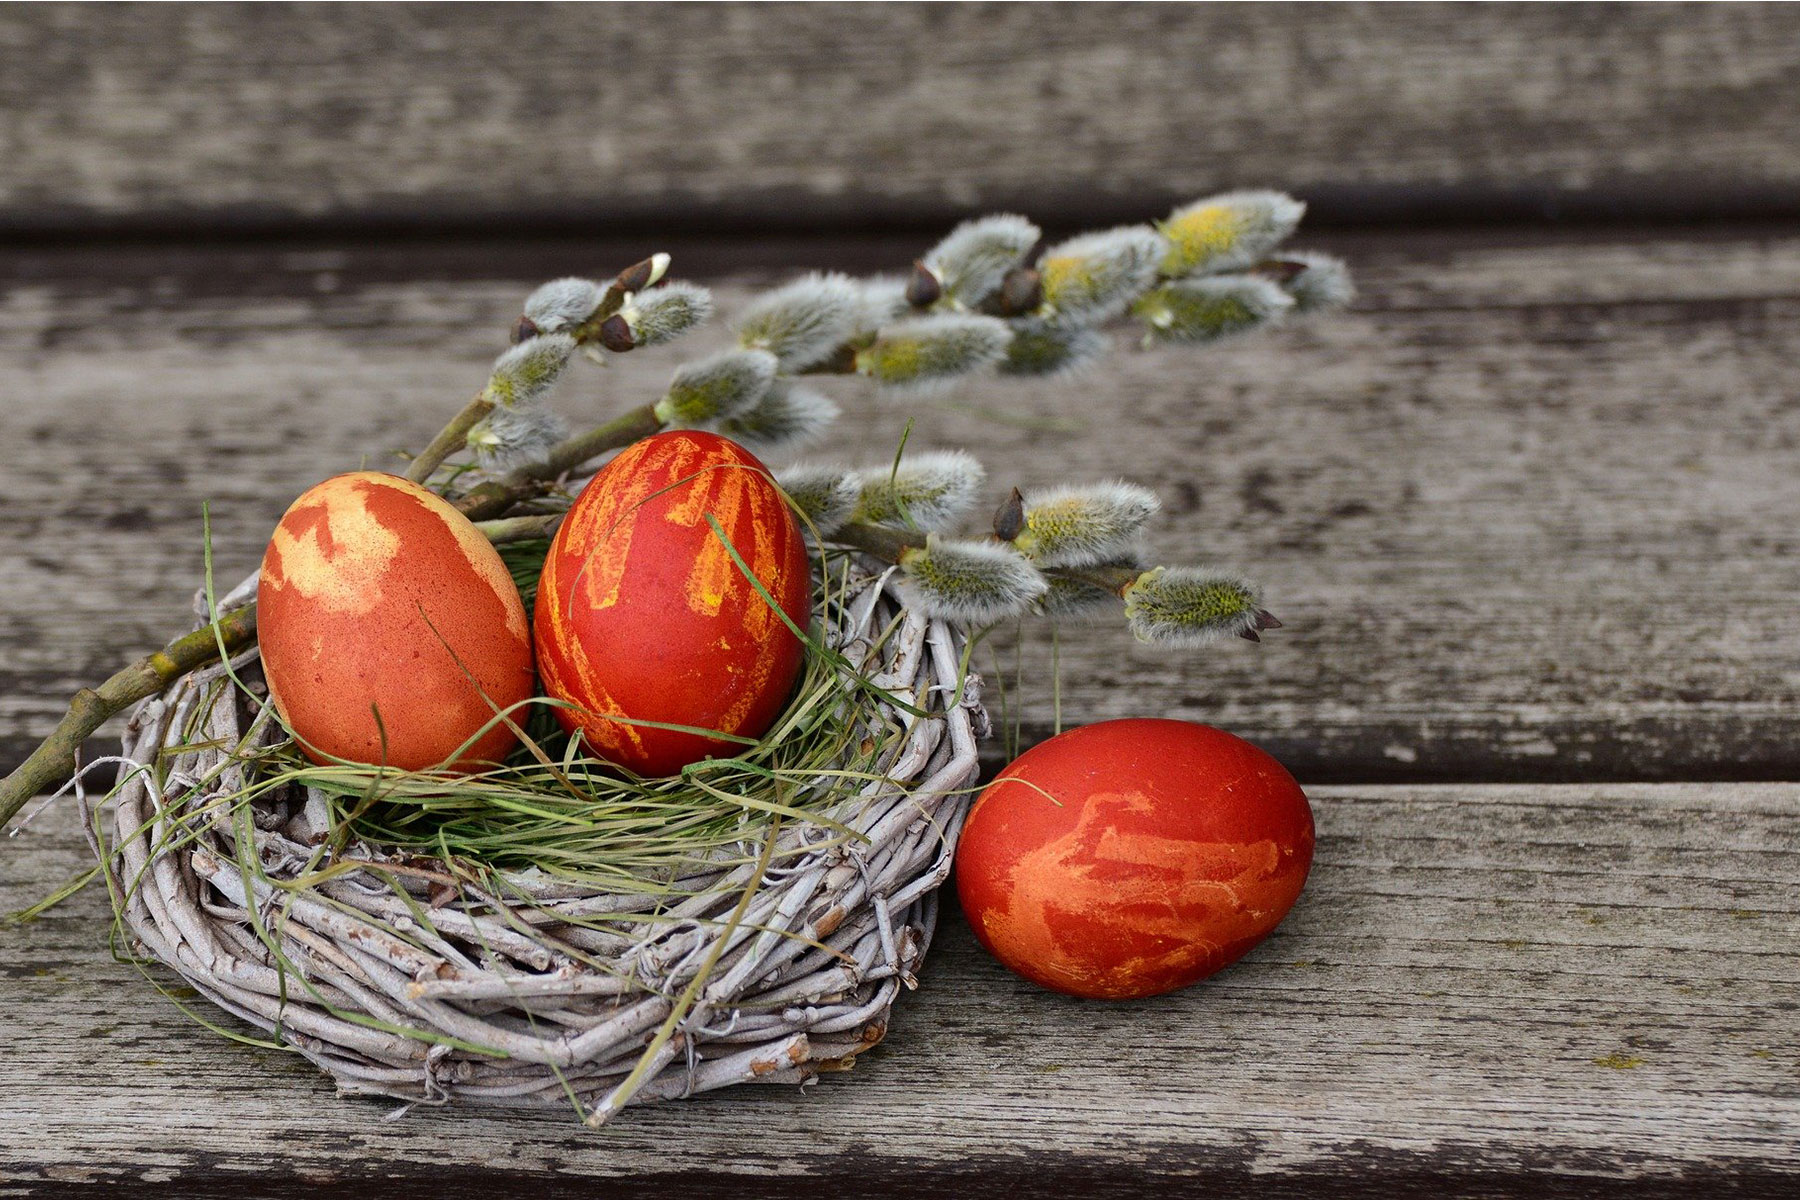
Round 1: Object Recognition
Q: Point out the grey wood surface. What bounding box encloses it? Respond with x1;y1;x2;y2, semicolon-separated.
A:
4;226;1798;782
2;4;1797;1192
3;783;1794;1197
2;3;1799;234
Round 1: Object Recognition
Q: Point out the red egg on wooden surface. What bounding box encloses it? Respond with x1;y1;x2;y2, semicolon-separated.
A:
534;431;812;776
258;471;533;772
956;719;1314;1000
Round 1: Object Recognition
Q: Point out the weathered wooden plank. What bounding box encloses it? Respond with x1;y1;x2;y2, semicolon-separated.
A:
1;4;1799;233
4;227;1799;781
2;783;1795;1196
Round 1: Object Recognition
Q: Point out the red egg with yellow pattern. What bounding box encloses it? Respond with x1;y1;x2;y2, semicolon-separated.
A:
533;431;812;776
257;471;534;772
956;719;1314;999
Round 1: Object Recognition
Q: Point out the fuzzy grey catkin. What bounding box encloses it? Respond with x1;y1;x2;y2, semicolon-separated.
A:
735;273;863;371
1122;566;1264;646
654;349;779;426
717;381;840;453
922;214;1041;306
998;320;1110;378
896;535;1049;625
522;278;604;334
855;276;912;336
1159;191;1305;277
852;450;987;532
1281;251;1356;313
467;403;570;471
1135;276;1294;345
1013;482;1161;568
855;315;1013;394
1037;553;1146;620
626;282;714;346
1035;226;1167;324
485;334;576;407
775;464;860;537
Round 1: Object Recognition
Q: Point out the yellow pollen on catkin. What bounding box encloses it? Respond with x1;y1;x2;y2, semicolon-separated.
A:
1036;255;1093;306
1163;205;1241;274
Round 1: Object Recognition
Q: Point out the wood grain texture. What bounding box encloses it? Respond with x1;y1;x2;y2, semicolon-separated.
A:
2;3;1799;234
2;783;1794;1196
4;227;1799;781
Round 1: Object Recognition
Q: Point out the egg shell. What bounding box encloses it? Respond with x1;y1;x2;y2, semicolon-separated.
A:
956;719;1314;1000
258;471;533;771
534;431;811;776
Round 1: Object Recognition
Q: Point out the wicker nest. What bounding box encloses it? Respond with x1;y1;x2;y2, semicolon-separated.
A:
93;567;985;1120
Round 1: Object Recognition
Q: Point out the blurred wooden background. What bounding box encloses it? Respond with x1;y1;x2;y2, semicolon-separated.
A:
3;3;1798;231
2;4;1797;1197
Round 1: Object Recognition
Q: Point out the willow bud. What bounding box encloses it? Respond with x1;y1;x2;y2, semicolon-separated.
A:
852;450;986;532
1134;276;1294;345
897;535;1049;625
615;253;671;295
483;334;576;408
1122;567;1271;647
735;272;863;371
854;315;1012;393
923;214;1041;306
1036;226;1165;324
1160;191;1305;277
906;261;943;307
995;267;1045;316
653;349;779;426
596;314;634;352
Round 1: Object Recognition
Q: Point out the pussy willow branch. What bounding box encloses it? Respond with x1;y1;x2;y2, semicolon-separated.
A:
1;288;683;828
408;394;494;485
418;252;662;503
0;513;561;831
0;608;258;832
454;404;665;522
832;522;1137;594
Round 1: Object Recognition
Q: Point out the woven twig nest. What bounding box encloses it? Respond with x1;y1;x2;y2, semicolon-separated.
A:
95;566;985;1119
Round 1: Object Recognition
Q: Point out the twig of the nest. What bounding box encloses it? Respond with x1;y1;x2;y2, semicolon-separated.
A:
100;571;982;1118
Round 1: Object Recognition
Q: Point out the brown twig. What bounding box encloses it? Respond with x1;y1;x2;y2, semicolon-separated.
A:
454;404;665;521
831;521;920;563
471;513;564;543
0;510;561;832
0;607;258;830
406;393;492;485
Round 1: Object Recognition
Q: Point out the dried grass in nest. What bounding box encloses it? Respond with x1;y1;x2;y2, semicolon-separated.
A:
85;547;986;1123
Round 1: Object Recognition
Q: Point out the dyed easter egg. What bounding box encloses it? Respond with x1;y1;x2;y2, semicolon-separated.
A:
956;719;1314;999
534;431;811;776
258;471;533;771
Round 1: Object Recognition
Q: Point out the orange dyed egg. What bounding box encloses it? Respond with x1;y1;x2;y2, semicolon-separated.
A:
534;431;811;776
257;471;533;771
956;719;1314;1000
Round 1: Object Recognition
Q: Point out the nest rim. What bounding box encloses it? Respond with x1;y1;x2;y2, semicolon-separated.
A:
91;567;985;1123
